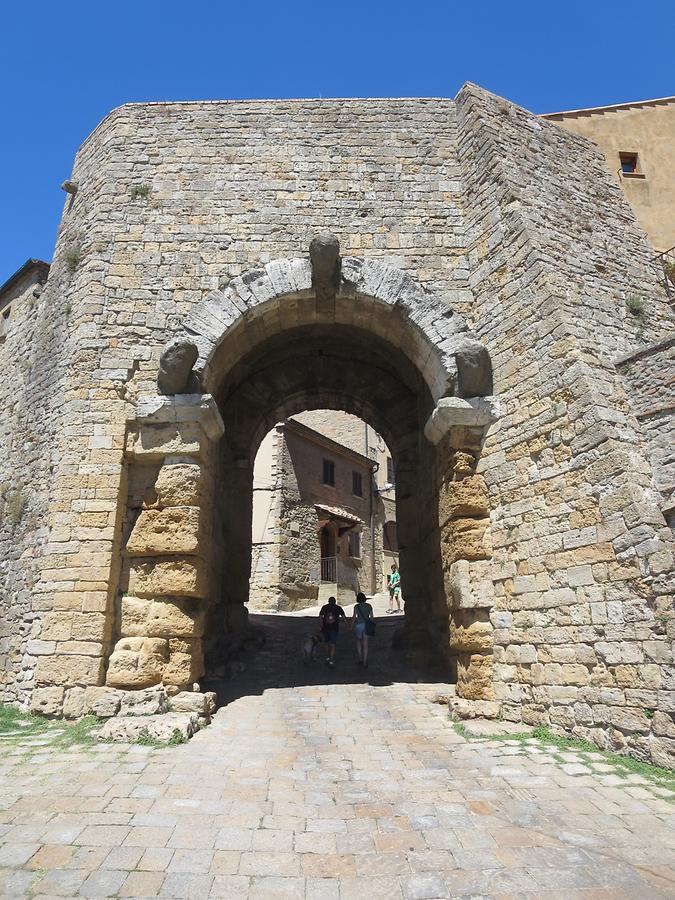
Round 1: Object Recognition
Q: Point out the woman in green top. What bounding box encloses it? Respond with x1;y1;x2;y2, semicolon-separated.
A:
387;563;401;614
352;592;374;668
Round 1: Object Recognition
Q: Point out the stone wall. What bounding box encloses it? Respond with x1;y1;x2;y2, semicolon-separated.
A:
0;86;673;763
616;336;675;525
0;261;67;707
455;84;675;763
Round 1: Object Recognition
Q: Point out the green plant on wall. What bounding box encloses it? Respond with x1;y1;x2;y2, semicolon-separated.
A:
64;245;82;274
4;489;28;527
130;183;151;200
625;294;646;322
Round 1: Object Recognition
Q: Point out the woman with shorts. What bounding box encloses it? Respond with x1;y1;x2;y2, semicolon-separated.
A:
353;592;374;668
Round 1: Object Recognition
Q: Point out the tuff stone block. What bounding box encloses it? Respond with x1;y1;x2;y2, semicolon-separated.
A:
442;517;492;563
438;475;489;523
128;557;207;598
152;463;202;508
105;637;169;689
126;508;200;556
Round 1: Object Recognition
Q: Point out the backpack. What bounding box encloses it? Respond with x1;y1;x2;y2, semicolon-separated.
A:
324;606;338;626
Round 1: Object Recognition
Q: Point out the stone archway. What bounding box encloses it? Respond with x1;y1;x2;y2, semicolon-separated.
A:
106;237;501;705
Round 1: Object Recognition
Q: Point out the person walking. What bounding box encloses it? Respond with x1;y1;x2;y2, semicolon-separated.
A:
387;562;402;614
318;595;346;667
352;592;374;668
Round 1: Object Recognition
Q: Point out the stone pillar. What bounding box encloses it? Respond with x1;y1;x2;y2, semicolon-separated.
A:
105;395;223;694
426;396;501;713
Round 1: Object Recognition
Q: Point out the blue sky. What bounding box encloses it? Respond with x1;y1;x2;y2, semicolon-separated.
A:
2;0;674;283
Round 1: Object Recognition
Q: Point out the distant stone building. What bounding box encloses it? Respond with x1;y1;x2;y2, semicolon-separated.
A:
543;95;675;254
0;84;673;766
249;412;398;611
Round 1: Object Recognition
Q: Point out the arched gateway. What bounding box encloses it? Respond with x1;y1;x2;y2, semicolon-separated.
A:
107;237;501;704
6;87;672;765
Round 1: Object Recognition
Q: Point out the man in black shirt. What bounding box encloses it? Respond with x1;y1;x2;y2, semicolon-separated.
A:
319;596;346;667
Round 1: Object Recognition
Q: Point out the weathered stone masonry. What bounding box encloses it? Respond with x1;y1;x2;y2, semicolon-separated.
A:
0;84;673;764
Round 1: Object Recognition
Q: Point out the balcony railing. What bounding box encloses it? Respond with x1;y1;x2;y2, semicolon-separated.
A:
320;556;337;583
653;245;675;301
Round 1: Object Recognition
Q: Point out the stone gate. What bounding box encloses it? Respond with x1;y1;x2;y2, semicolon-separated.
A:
0;84;673;765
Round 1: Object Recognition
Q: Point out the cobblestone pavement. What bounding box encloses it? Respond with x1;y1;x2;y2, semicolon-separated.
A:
1;612;675;899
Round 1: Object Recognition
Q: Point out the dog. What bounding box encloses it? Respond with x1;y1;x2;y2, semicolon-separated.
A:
301;633;324;664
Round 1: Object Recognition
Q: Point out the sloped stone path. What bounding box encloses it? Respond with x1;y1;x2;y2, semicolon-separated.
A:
1;615;674;898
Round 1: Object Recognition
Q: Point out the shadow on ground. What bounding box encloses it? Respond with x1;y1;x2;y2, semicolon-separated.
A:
202;612;449;708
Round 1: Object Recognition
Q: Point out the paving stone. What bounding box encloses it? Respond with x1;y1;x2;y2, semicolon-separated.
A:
167;848;214;874
249;875;307;899
209;874;251;898
401;872;449;900
159;872;214;898
0;843;39;866
119;870;165;897
137;847;175;871
1;657;674;900
78;868;128;897
306;877;341;900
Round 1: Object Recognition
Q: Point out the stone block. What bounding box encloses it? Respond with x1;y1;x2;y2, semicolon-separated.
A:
84;687;122;718
26;640;57;655
456;652;495;701
446;559;494;609
449;697;501;720
609;707;651;734
443;517;492;563
126;423;205;460
105;637;169;689
128;556;207;598
126;507;200;556
35;654;103;687
438;475;489;524
96;712;199;744
170;691;209;715
62;687;88;719
450;618;493;653
120;596;151;637
649;736;675;769
118;686;168;716
31;687;64;717
652;712;675;739
163;639;204;688
41;612;73;641
70;613;112;643
153;463;202;507
146;598;205;638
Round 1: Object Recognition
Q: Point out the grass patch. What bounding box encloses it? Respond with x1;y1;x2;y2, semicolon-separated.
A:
0;704;99;751
168;728;187;746
134;732;163;748
451;720;675;792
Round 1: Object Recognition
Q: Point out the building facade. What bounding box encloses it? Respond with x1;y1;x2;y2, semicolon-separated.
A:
249;415;397;611
543;95;675;255
0;84;673;765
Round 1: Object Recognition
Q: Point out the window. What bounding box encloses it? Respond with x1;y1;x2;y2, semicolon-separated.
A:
383;520;398;552
322;458;335;486
0;307;10;339
352;470;363;497
348;531;361;558
386;456;394;485
619;152;639;175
